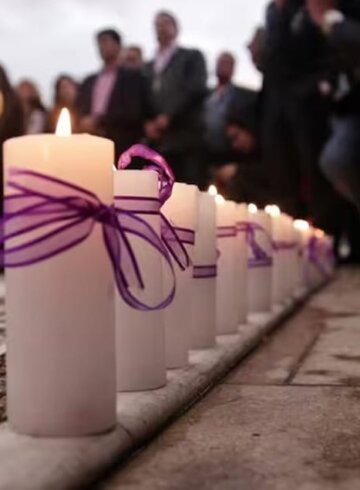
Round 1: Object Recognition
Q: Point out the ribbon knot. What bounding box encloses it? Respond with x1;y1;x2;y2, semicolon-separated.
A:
1;167;176;311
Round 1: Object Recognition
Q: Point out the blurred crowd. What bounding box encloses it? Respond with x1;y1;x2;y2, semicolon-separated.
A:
1;1;360;262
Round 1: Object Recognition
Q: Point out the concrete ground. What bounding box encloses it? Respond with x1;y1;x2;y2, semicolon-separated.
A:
95;269;360;490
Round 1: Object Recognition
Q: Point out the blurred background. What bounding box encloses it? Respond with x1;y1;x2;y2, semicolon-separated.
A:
0;0;267;100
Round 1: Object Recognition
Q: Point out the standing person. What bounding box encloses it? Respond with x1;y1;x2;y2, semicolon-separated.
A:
48;74;79;132
261;0;336;228
305;0;360;212
77;29;154;158
16;79;47;134
124;46;144;69
145;11;207;186
0;65;23;243
204;51;258;186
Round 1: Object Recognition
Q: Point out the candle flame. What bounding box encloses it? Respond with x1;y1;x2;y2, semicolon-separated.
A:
294;219;310;232
248;203;258;214
208;184;217;196
315;229;325;239
265;204;281;217
215;194;225;205
55;108;72;136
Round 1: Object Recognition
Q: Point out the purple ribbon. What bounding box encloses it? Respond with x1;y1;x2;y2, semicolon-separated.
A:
1;167;176;311
237;221;273;269
193;264;217;279
116;144;193;271
217;226;237;238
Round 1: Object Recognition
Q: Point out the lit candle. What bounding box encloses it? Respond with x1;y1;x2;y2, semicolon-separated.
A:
216;196;238;334
236;203;249;325
191;189;217;349
4;109;116;436
293;219;311;292
114;169;166;391
247;205;273;314
162;183;199;368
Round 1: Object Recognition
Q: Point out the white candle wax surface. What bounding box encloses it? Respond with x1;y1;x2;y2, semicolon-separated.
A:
216;199;238;334
4;133;116;436
114;169;166;391
236;203;249;325
162;183;199;368
247;209;273;314
191;192;217;349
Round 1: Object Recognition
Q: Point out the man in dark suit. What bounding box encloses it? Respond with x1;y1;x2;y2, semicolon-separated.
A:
261;0;336;227
77;29;155;158
145;11;207;186
204;52;258;183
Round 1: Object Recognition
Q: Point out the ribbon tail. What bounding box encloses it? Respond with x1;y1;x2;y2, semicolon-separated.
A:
160;214;191;270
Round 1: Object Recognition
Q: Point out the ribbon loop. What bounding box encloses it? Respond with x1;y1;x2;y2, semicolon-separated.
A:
117;144;175;204
116;144;192;271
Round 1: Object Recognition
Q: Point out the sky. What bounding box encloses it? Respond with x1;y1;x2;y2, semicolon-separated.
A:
0;0;268;103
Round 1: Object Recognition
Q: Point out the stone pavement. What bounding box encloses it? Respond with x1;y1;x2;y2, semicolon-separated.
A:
96;269;360;490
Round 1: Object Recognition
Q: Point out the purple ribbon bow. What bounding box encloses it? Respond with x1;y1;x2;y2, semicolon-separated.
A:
237;221;273;268
117;144;193;270
1;167;176;311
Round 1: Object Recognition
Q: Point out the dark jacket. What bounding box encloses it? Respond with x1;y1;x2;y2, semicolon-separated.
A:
145;47;207;154
263;1;333;95
205;85;259;166
77;67;154;157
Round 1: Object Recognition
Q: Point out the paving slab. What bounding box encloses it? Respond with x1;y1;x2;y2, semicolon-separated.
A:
96;270;360;490
96;385;360;490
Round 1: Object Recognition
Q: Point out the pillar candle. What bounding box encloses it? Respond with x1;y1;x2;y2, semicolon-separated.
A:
294;219;312;292
114;169;166;391
162;183;198;368
283;214;298;298
236;203;249;325
216;197;238;334
265;206;286;306
4;117;116;436
248;205;273;314
191;191;217;349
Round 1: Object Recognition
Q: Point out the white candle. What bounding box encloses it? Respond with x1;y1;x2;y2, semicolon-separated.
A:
4;110;116;436
114;169;166;391
191;191;217;349
294;219;312;292
265;205;287;306
216;197;238;334
162;183;198;368
283;214;298;298
236;203;248;325
247;205;273;313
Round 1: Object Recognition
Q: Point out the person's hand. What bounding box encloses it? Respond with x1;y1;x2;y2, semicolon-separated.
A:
144;120;162;140
215;163;237;184
155;114;170;131
306;0;337;26
227;125;256;153
78;115;98;134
